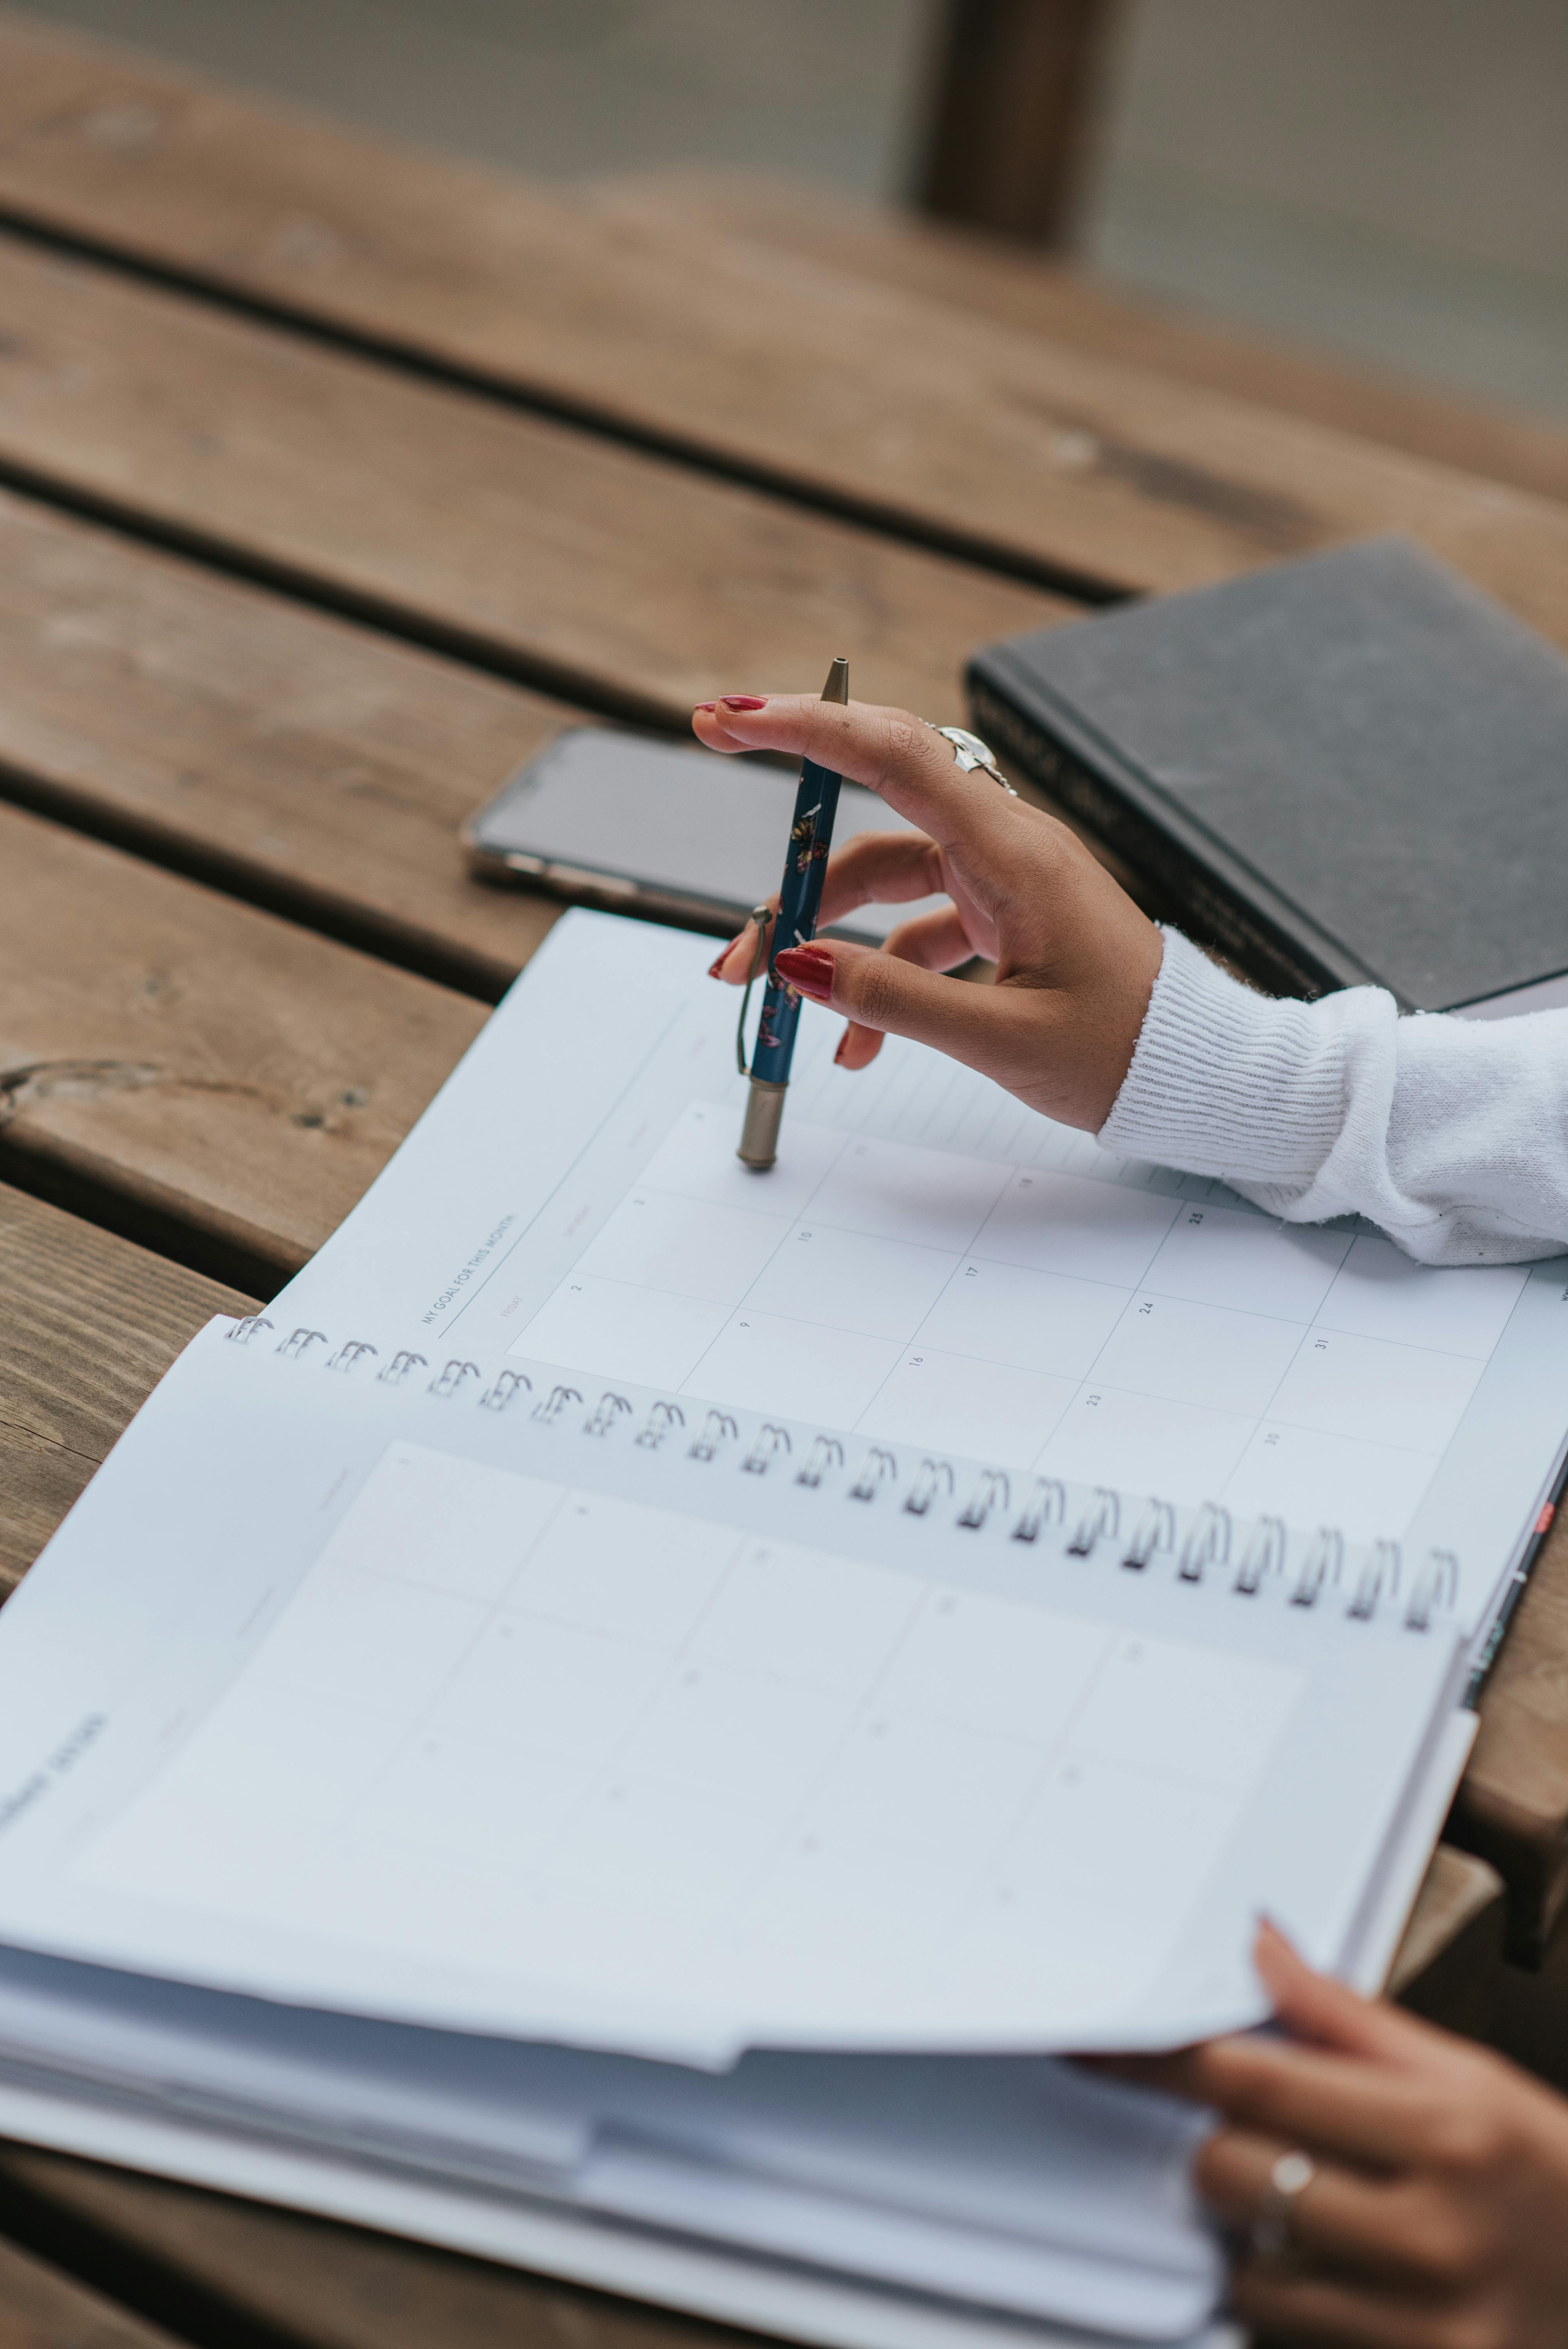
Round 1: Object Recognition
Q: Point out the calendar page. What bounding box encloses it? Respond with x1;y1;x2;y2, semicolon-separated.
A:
0;1324;1461;2064
274;913;1568;1643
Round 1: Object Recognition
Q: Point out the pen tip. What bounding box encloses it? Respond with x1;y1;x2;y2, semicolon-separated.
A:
820;656;849;705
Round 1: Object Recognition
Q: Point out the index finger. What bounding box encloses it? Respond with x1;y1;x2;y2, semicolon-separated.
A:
691;695;1023;854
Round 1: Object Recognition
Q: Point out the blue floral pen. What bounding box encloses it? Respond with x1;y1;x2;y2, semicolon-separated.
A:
736;655;849;1169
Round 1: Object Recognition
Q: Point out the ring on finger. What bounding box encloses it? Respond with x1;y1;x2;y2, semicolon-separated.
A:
1248;2149;1316;2262
922;722;1019;797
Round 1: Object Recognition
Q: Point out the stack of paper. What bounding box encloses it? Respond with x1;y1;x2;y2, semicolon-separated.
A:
0;914;1561;2347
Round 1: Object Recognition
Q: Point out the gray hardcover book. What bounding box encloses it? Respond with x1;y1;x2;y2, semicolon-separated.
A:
968;536;1568;1011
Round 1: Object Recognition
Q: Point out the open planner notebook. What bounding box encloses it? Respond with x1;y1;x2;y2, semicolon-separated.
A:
1;911;1565;2349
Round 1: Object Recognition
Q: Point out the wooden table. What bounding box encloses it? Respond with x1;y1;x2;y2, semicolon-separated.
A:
0;7;1562;2338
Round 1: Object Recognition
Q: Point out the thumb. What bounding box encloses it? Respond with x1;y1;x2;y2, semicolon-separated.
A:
775;939;1023;1080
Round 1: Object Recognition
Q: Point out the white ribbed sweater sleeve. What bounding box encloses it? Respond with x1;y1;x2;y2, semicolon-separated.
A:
1098;929;1568;1267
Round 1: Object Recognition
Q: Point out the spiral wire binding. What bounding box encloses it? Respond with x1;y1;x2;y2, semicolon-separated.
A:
1348;1539;1401;1621
688;1410;737;1463
743;1424;791;1476
795;1436;843;1489
1292;1527;1345;1608
1234;1517;1286;1597
1179;1503;1230;1584
635;1401;683;1450
1068;1488;1120;1557
1012;1479;1066;1544
905;1459;954;1517
533;1383;580;1425
249;1322;1463;1632
849;1447;896;1502
958;1469;1010;1530
1123;1499;1174;1571
1406;1550;1460;1632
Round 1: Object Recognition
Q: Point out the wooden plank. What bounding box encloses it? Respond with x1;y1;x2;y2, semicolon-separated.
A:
0;486;572;999
0;800;484;1292
0;233;1066;734
0;2224;188;2349
0;17;1564;635
914;0;1119;244
0;2146;742;2349
1454;1508;1568;1963
0;1185;253;1593
603;171;1568;510
1387;1846;1504;2040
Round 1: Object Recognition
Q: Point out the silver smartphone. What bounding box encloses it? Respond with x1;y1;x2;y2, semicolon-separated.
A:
462;727;947;944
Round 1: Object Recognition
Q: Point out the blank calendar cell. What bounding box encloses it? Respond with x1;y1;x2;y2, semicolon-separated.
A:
548;1775;769;1901
807;1135;1010;1251
1070;1638;1301;1789
973;1169;1178;1289
854;1348;1076;1469
1088;1293;1304;1418
685;1540;921;1697
916;1258;1130;1380
513;1494;739;1647
1316;1235;1529;1356
1268;1329;1483;1453
248;1571;485;1718
1037;1386;1254;1508
1222;1422;1440;1542
619;1665;852;1810
353;1732;591;1869
429;1615;668;1763
576;1188;790;1305
319;1442;563;1605
513;1273;728;1388
636;1100;844;1219
996;1761;1241;1922
683;1308;902;1427
1144;1205;1350;1322
876;1591;1110;1742
741;1221;959;1342
805;1710;1044;1855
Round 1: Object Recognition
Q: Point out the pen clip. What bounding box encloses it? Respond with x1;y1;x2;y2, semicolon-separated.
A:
735;903;773;1077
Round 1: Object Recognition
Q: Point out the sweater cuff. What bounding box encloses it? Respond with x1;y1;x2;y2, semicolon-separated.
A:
1098;929;1352;1182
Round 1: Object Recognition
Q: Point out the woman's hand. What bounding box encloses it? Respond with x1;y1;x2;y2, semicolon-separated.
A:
693;693;1162;1133
1121;1923;1568;2349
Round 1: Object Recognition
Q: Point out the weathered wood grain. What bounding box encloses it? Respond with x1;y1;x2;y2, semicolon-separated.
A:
613;171;1568;510
0;233;1065;733
1387;1846;1504;2038
0;16;1564;635
1454;1509;1568;1962
0;487;575;998
0;2146;753;2349
0;800;484;1291
0;2223;187;2349
0;1183;253;1591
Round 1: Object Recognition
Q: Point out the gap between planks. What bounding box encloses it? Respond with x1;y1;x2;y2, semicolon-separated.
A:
0;15;1564;643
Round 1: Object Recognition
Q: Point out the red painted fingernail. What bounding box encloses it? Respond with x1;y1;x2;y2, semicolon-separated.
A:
834;1033;851;1066
775;944;834;1001
695;701;716;713
720;695;768;711
707;935;741;979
